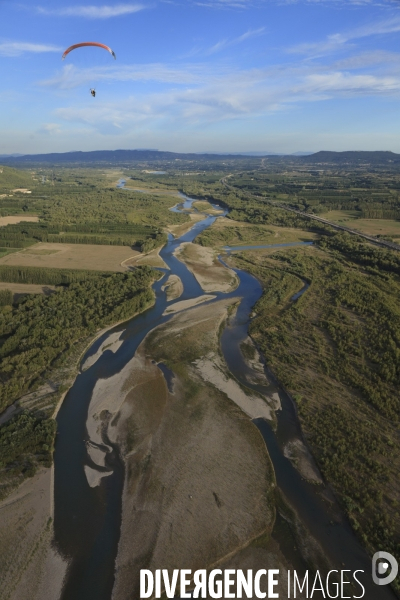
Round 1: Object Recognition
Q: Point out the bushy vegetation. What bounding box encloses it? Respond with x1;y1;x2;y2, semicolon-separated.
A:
197;224;276;246
0;411;56;499
0;165;34;193
139;232;168;252
0;290;12;306
0;267;157;414
319;232;400;275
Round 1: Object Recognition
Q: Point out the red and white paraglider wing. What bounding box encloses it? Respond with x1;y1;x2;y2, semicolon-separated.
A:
62;42;116;60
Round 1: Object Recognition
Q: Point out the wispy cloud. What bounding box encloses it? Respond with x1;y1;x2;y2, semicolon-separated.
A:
37;4;145;19
0;42;62;57
289;15;400;56
205;27;265;54
40;63;202;89
45;55;400;135
193;0;399;7
333;50;400;69
194;0;250;7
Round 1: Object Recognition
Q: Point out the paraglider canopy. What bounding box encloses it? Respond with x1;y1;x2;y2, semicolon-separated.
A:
62;42;116;60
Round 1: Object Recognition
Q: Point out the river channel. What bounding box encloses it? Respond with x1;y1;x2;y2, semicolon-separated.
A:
54;191;396;600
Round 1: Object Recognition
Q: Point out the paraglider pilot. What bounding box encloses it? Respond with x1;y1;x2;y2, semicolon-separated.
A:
61;43;116;98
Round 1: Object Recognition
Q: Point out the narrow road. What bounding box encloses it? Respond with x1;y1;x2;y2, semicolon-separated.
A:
220;176;400;252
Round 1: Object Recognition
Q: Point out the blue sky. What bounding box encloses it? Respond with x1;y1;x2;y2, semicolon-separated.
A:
1;0;400;154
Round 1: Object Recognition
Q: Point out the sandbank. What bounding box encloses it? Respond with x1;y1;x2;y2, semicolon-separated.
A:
174;242;238;293
163;294;216;315
194;352;274;421
283;438;323;484
82;331;124;371
161;274;183;301
0;468;68;600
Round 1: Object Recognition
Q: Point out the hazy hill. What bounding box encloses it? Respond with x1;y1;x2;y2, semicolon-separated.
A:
0;165;35;191
3;149;400;167
300;151;400;165
1;149;272;165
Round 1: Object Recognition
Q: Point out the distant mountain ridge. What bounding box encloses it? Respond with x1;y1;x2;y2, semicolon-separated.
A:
0;149;272;164
2;149;400;165
298;151;400;164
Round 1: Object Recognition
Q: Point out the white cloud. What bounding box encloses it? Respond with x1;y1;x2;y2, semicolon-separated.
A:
37;4;145;19
38;123;62;134
0;42;62;57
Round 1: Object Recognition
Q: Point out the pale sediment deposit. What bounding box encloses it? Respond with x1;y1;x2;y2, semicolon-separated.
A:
162;294;216;315
82;331;124;371
283;438;323;484
110;299;275;599
161;274;183;301
240;336;271;386
84;344;168;487
84;465;112;488
174;242;238;293
0;468;68;600
194;352;274;421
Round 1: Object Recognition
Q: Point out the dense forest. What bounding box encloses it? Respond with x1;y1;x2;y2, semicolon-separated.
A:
0;266;157;414
0;412;56;500
232;240;400;588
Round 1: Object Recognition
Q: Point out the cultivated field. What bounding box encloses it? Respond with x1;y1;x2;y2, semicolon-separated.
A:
319;210;400;239
0;243;140;271
0;216;39;226
0;282;55;298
